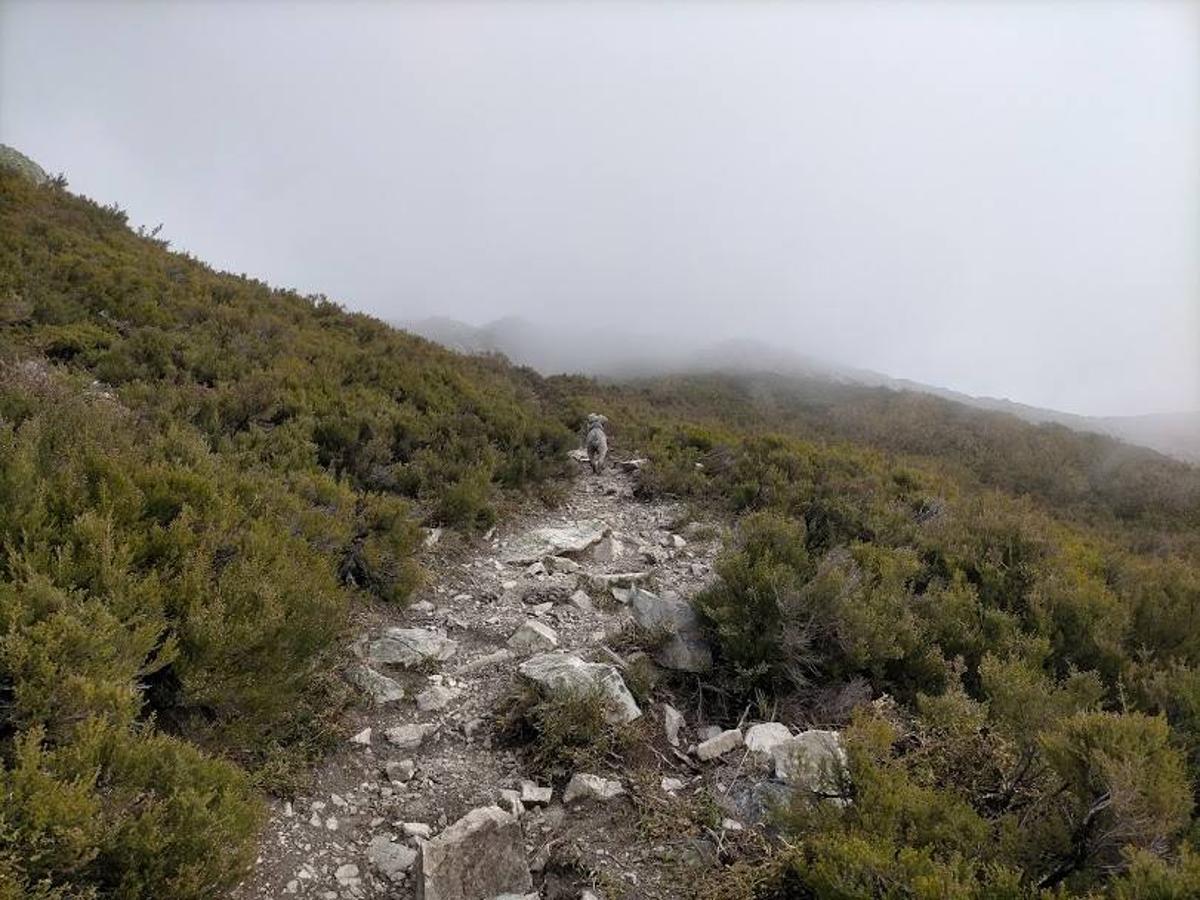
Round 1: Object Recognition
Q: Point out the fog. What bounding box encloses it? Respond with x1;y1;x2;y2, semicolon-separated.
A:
2;1;1197;417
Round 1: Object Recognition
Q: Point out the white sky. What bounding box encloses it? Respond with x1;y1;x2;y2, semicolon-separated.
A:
2;0;1197;416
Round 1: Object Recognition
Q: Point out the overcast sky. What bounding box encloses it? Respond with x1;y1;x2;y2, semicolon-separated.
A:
2;1;1197;416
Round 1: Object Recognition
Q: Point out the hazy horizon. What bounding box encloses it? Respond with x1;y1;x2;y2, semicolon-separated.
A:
2;1;1197;417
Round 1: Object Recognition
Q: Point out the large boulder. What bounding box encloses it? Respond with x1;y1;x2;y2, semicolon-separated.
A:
772;729;847;794
415;806;532;900
503;523;608;564
362;628;458;668
518;652;641;724
629;589;712;673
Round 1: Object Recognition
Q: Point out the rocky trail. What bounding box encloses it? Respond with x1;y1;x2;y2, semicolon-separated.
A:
235;451;844;900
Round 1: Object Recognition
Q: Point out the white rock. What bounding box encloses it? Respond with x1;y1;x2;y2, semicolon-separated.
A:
662;703;685;747
347;665;405;704
362;627;457;668
696;729;743;761
350;727;372;746
568;589;594;613
334;863;360;886
562;773;625;804
772;729;848;794
661;777;684;793
503;522;608;564
508;619;559;653
744;722;793;756
403;822;432;840
385;723;435;750
520;780;553;806
672;534;687;548
518;653;641;724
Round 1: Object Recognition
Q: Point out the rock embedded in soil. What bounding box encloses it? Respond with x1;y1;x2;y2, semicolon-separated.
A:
502;522;608;564
507;619;559;653
562;773;626;804
628;588;713;673
696;728;744;761
662;703;686;747
385;723;436;750
415;805;532;900
416;684;459;712
367;835;417;883
386;758;416;783
347;664;406;704
772;729;848;793
518;652;642;724
362;627;458;668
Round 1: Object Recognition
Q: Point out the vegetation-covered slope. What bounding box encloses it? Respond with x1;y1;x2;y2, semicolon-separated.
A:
0;168;571;898
2;164;1199;899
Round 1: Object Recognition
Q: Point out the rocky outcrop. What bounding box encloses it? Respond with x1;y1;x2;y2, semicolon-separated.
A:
415;806;532;900
518;652;641;724
0;145;48;184
628;588;712;673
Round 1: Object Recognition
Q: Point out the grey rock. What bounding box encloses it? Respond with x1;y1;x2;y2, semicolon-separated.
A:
696;728;743;761
508;619;559;653
503;523;608;564
416;685;459;712
772;730;847;794
588;571;651;590
662;703;685;747
568;589;594;613
451;648;514;676
520;780;552;806
368;835;417;882
364;628;458;668
386;759;416;783
404;822;433;840
415;806;532;900
0;145;48;183
629;589;713;673
347;664;405;704
562;773;625;803
385;723;436;750
518;652;641;724
518;573;578;605
350;727;372;746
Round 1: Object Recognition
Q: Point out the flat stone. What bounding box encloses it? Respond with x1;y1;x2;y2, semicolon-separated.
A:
385;723;435;750
451;648;514;676
367;835;416;883
568;589;594;613
544;556;582;574
507;620;559;653
404;822;433;840
334;863;360;886
562;773;625;804
520;780;552;806
518;652;641;724
386;759;416;783
696;728;743;761
350;727;372;746
502;523;608;564
363;628;458;669
744;722;792;756
589;572;651;590
416;806;532;900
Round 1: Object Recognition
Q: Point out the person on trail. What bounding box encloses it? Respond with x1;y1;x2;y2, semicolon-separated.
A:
585;413;609;473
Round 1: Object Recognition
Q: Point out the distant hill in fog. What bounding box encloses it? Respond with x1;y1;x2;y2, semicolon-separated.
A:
401;315;1200;464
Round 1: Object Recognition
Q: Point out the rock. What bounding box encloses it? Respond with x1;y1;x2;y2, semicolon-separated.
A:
416;685;459;712
568;589;594;613
520;780;552;806
518;653;641;724
525;561;547;577
662;703;685;747
368;835;417;882
588;572;651;590
508;620;559;653
562;773;625;803
452;648;514;676
772;730;847;794
720;779;793;825
617;458;647;472
721;818;744;831
590;535;622;563
334;863;359;886
386;759;416;783
364;628;458;668
347;664;406;704
696;728;743;761
672;534;687;549
415;806;532;900
498;788;524;817
350;727;372;746
610;586;632;604
661;777;684;793
423;527;443;548
503;523;608;564
404;822;433;840
545;555;582;574
628;589;713;673
0;144;48;184
385;723;436;750
744;722;792;756
518;574;578;605
698;725;723;742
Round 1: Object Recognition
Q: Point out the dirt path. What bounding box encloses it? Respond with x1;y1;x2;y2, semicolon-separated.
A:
234;455;730;899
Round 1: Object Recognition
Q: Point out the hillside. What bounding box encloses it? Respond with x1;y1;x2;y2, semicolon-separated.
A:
3;159;1200;899
405;315;1200;463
